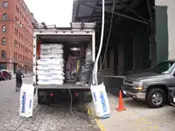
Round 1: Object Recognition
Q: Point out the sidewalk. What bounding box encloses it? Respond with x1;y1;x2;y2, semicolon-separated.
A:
12;73;33;78
86;93;175;131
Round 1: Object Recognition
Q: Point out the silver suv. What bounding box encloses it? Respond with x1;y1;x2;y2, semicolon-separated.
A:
122;60;175;108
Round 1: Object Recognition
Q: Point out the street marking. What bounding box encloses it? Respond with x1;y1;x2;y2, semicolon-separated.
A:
131;117;159;131
85;100;160;131
95;119;106;131
84;104;106;131
111;103;160;131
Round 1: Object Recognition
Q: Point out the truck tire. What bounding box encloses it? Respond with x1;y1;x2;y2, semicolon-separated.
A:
37;90;46;105
38;96;43;105
146;88;166;108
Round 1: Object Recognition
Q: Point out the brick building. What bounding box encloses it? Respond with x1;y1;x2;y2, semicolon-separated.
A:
0;0;37;73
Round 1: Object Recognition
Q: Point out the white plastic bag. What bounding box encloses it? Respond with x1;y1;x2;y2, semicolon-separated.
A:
37;64;64;70
40;54;63;59
19;84;35;118
37;58;64;65
37;74;65;80
36;70;65;75
41;44;63;49
37;79;64;85
90;83;110;119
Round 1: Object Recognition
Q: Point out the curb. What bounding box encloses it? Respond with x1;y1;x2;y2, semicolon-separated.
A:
12;74;33;78
84;104;106;131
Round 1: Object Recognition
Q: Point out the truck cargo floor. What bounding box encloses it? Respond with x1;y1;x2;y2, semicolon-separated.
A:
35;83;90;89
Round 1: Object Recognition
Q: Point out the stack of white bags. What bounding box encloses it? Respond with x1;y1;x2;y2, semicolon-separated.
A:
37;44;65;85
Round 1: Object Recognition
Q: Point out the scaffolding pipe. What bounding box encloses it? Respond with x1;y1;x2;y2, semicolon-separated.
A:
118;0;150;22
81;3;150;25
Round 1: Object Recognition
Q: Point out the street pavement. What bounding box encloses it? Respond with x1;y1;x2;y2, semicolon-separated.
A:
0;77;99;131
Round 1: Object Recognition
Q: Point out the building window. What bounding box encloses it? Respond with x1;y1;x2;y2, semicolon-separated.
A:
16;6;18;12
14;40;17;47
1;50;6;58
15;16;18;21
3;2;8;8
2;25;7;32
15;28;18;36
1;37;6;45
2;13;8;20
0;63;7;70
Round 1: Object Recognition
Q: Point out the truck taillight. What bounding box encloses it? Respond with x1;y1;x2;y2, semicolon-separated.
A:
50;93;54;97
75;92;79;96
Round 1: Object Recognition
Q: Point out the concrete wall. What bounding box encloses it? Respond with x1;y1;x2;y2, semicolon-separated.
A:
99;23;150;76
155;6;168;63
131;24;150;69
155;0;175;60
98;50;114;76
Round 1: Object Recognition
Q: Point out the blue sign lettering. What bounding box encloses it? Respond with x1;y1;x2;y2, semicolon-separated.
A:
100;92;107;113
21;92;26;113
29;99;32;109
93;92;97;102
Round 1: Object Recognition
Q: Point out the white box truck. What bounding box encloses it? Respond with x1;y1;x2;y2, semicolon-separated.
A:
33;22;96;104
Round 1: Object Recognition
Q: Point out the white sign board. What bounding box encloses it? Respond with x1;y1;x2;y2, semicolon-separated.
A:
90;83;110;119
19;84;35;118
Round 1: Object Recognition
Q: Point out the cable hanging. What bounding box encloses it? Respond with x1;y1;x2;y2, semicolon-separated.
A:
99;0;116;73
93;0;105;85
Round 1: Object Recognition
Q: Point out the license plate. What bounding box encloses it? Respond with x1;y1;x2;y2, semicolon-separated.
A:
173;97;175;103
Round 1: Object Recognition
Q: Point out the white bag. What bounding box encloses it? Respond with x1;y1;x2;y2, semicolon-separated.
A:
40;54;63;59
41;44;63;49
36;70;65;75
40;49;63;55
37;79;64;85
19;84;35;118
37;64;64;70
90;83;110;119
38;74;65;80
37;58;64;65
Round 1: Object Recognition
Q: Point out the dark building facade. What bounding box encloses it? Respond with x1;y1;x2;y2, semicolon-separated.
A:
0;0;37;73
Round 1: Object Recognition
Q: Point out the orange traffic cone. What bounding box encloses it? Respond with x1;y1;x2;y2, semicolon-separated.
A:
116;90;126;111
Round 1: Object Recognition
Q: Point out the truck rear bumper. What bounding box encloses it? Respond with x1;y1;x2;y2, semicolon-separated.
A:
35;84;90;89
37;88;92;104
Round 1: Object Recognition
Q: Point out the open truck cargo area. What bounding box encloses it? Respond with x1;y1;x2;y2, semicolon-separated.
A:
33;23;96;104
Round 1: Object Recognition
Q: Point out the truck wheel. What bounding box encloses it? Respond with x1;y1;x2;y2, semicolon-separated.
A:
37;90;45;105
38;96;44;105
146;88;166;108
38;97;42;105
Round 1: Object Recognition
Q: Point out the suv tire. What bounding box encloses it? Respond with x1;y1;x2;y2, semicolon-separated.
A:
146;88;166;108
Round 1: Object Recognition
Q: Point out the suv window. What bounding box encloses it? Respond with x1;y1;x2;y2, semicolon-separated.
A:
152;61;174;73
